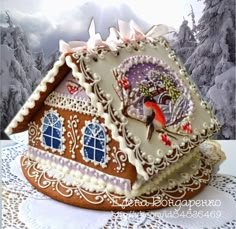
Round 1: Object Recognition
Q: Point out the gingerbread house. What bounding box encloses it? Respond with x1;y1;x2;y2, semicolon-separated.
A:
5;20;220;210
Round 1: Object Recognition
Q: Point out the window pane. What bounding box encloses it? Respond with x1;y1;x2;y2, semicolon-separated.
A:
84;147;94;160
51;114;58;124
97;131;105;139
53;128;61;138
94;124;100;136
95;139;105;150
44;116;50;125
95;150;105;163
88;123;94;130
44;126;52;136
83;123;106;164
84;126;92;135
53;139;61;149
84;136;94;147
47;113;53;124
43;135;51;147
54;120;61;129
42;111;63;151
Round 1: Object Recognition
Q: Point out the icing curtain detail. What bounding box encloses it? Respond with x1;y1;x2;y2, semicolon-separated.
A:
42;112;62;149
83;123;106;164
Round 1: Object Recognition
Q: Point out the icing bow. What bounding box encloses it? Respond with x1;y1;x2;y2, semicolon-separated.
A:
60;19;174;54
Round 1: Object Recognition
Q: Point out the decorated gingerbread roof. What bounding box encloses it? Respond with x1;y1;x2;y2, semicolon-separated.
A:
6;20;220;181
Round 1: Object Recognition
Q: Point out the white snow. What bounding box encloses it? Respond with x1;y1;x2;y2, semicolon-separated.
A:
0;23;42;137
171;20;196;64
207;66;236;139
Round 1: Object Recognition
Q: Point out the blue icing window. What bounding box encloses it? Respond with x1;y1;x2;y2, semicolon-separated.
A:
42;111;63;150
83;122;106;164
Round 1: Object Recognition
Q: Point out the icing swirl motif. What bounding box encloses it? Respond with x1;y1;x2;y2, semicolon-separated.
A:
67;115;80;159
111;147;128;173
28;121;40;146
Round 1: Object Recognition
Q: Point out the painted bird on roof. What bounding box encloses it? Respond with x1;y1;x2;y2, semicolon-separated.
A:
143;96;166;141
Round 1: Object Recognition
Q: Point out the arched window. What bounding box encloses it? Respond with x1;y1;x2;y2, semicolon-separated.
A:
83;122;106;164
42;111;63;151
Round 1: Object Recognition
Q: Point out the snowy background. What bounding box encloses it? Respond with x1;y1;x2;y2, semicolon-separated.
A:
0;0;235;139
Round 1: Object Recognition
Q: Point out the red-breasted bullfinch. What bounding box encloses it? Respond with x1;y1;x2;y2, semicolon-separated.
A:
143;96;166;141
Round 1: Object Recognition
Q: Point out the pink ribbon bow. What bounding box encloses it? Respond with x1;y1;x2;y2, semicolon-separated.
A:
60;19;174;54
59;19;109;53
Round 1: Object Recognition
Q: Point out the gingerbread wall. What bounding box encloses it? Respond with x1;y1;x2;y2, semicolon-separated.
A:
28;103;137;185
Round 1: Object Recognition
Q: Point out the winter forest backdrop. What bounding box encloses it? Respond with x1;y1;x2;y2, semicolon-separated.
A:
0;0;235;139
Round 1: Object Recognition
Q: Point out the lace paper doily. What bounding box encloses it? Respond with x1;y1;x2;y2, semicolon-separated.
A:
2;143;48;199
2;140;236;229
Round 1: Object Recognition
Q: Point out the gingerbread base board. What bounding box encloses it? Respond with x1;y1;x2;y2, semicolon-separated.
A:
21;155;212;211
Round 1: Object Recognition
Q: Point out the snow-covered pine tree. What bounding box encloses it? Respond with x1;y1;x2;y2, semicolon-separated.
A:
188;5;197;35
35;51;46;72
5;11;13;28
0;11;42;138
207;66;236;139
42;50;60;75
185;0;235;139
186;0;235;96
171;19;197;65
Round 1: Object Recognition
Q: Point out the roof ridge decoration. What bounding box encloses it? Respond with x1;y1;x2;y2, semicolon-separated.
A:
59;19;174;54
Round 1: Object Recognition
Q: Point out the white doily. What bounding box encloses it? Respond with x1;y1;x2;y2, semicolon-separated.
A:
2;143;48;199
2;139;236;229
